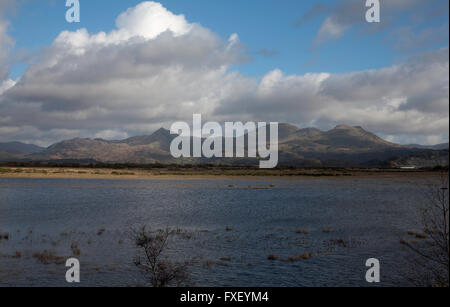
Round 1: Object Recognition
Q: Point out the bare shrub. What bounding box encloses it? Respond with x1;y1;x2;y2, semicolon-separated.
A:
132;226;190;287
402;171;449;287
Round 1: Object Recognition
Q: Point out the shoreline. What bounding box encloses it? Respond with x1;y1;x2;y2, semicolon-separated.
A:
0;166;442;181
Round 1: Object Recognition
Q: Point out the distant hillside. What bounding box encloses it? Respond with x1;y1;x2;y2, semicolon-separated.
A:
22;124;449;167
29;129;177;164
384;149;449;168
279;124;401;152
122;128;176;151
0;150;18;161
0;142;45;161
0;142;44;154
407;143;449;150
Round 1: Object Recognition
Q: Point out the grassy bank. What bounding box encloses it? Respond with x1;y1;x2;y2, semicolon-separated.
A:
0;165;444;181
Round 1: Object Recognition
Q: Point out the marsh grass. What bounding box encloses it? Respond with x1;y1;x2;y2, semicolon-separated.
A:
300;253;313;260
294;229;309;234
407;231;427;239
71;242;81;256
267;254;277;260
111;171;135;176
33;251;65;265
0;232;9;240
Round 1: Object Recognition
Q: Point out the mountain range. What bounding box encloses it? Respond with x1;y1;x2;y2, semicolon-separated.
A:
1;124;448;167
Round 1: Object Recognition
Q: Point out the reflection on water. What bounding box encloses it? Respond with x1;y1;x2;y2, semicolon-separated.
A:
0;177;426;286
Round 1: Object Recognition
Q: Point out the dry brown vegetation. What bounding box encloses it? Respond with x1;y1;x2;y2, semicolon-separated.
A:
33;250;65;265
267;254;277;260
2;163;445;181
294;229;309;234
300;253;313;260
71;242;81;256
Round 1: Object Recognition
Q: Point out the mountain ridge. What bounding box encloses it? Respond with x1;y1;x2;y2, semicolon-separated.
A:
2;125;448;167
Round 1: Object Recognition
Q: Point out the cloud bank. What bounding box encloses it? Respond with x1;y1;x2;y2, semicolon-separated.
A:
298;0;449;47
0;1;448;146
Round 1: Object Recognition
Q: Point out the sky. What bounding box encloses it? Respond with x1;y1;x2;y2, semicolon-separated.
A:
0;0;448;146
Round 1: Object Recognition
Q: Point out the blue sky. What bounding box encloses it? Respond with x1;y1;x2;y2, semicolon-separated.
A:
0;1;448;145
8;0;448;79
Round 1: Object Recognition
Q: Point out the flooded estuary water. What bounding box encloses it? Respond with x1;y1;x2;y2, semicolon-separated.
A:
0;176;429;286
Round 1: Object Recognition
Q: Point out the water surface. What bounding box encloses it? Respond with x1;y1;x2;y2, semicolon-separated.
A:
0;176;426;286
